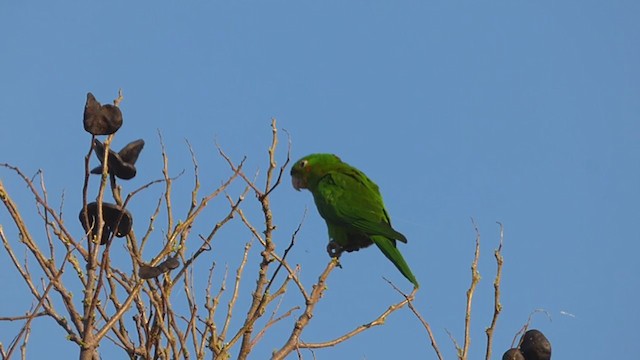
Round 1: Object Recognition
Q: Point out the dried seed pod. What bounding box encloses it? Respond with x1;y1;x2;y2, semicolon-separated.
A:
502;348;525;360
138;265;162;279
139;255;180;279
91;139;144;180
83;92;123;135
79;202;132;244
520;329;552;360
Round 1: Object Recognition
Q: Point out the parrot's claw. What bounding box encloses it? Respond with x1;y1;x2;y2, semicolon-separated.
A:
327;241;344;259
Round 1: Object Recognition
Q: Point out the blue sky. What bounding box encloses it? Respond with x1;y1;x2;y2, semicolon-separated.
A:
1;1;638;359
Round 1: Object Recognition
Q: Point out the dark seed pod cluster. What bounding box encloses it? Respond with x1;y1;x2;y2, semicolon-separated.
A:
79;90;177;280
502;329;552;360
79;91;136;244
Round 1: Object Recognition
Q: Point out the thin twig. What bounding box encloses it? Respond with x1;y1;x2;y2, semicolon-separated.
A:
485;222;504;360
220;242;252;341
461;218;482;360
252;300;299;347
294;278;411;351
271;259;338;359
2;243;75;359
385;279;443;360
510;309;552;348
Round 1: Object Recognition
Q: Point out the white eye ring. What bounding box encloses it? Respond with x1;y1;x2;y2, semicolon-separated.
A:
300;160;308;168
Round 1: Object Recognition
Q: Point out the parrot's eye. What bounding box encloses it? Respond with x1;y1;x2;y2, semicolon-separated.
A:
299;160;308;168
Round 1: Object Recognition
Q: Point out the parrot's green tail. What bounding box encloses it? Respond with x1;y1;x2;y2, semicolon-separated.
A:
371;236;419;288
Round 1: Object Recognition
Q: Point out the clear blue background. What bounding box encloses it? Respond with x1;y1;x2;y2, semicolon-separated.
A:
1;2;638;359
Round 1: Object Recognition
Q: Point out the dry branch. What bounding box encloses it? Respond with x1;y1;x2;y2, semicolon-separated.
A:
1;116;422;359
485;222;505;360
459;218;482;360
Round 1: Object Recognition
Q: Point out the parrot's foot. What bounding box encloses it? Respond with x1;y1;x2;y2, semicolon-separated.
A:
327;241;344;258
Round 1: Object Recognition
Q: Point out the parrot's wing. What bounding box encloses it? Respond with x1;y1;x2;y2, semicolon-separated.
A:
316;170;407;243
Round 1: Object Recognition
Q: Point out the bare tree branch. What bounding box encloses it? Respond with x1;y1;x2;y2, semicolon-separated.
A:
460;218;482;360
295;280;411;352
485;222;505;360
271;259;338;359
386;279;443;360
1;113;444;359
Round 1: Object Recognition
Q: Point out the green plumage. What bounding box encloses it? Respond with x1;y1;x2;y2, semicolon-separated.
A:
291;153;419;288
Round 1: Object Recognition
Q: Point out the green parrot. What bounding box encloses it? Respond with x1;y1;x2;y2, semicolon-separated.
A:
290;153;419;288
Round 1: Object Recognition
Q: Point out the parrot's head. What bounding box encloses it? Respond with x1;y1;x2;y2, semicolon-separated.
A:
290;153;342;191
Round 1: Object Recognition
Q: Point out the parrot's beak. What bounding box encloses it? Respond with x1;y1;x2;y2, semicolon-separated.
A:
291;175;304;191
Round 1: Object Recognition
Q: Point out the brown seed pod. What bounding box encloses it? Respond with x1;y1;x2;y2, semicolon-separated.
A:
83;92;123;135
91;139;145;180
502;348;525;360
520;329;552;360
139;255;180;279
79;202;132;244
